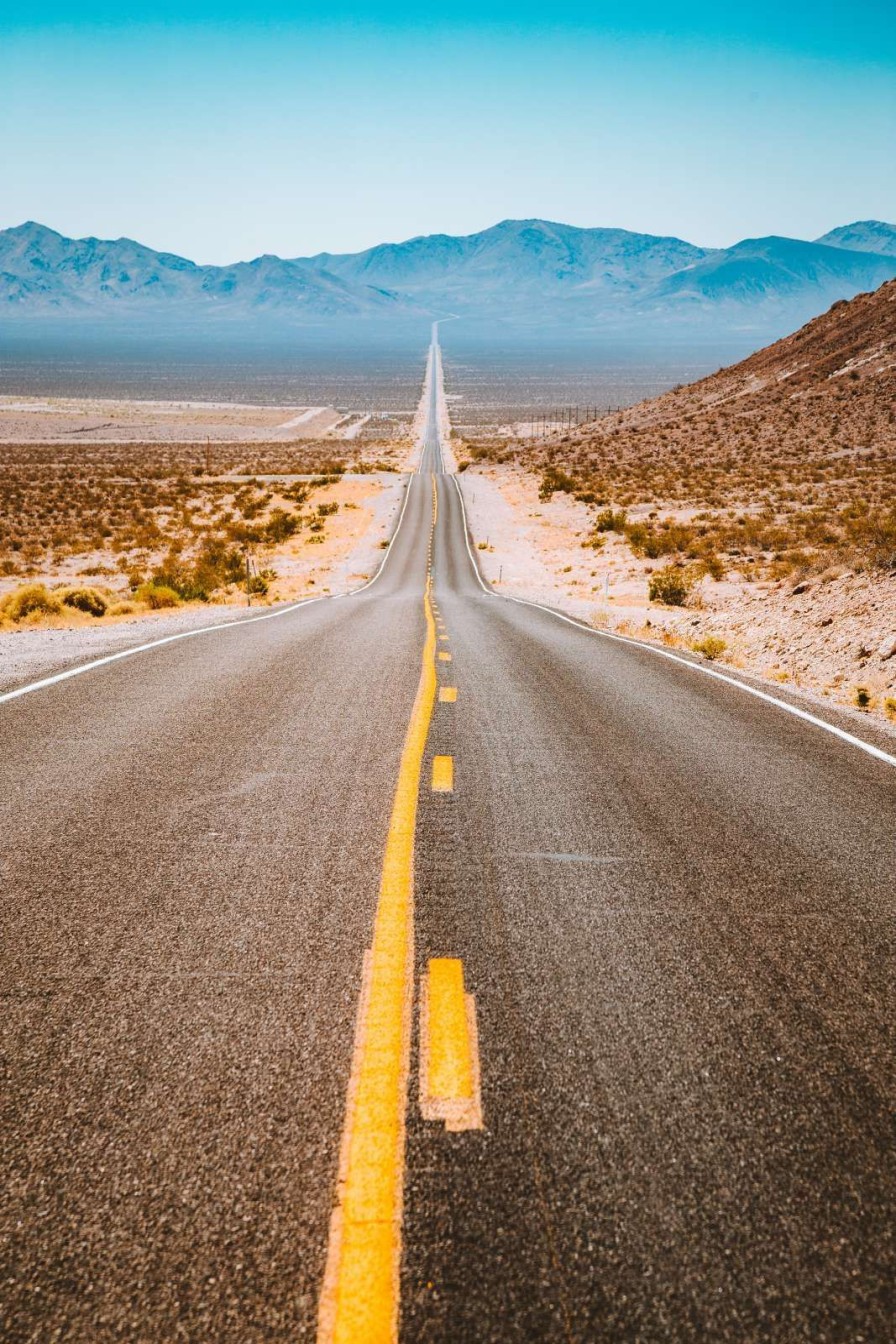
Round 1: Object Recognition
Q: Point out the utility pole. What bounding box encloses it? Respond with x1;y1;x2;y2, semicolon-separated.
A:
205;437;211;475
245;549;252;607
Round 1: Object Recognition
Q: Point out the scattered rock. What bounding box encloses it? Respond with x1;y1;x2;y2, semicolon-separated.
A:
878;634;896;660
791;581;812;595
820;616;833;627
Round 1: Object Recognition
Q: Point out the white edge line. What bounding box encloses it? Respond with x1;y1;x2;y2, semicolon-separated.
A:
450;475;896;771
0;472;419;707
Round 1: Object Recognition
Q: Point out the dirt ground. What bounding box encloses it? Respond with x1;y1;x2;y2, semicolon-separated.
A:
0;395;375;443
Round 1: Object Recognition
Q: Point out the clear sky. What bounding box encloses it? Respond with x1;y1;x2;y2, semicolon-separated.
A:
2;1;894;263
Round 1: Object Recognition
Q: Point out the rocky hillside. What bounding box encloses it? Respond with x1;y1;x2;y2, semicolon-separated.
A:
458;278;895;721
521;279;896;577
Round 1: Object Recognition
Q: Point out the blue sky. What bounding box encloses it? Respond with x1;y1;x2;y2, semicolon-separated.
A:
2;2;894;263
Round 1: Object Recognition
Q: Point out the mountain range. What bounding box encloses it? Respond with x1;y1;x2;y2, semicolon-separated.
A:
2;218;895;339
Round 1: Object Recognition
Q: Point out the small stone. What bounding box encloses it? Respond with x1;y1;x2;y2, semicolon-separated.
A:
878;635;896;660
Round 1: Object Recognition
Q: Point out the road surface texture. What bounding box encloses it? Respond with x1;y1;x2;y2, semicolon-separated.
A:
2;326;895;1343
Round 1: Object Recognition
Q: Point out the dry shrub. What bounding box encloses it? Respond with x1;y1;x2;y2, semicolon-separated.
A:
59;587;107;617
1;583;62;621
691;635;727;661
136;582;181;609
648;566;693;607
539;465;577;500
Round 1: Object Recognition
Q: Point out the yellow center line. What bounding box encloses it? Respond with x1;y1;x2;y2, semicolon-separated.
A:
419;958;484;1132
317;479;439;1344
427;959;472;1098
432;755;454;792
438;687;458;703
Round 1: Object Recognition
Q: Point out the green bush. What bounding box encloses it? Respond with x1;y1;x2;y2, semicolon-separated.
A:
60;587;107;617
136;582;181;609
150;539;246;601
691;635;727;661
594;507;628;533
700;554;726;581
282;483;310;504
624;519;695;558
1;583;62;621
539;466;577;500
264;509;301;544
648;565;692;607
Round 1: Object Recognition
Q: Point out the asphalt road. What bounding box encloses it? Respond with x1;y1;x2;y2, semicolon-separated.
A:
2;329;895;1342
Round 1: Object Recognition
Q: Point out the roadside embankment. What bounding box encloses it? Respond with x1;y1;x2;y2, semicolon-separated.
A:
460;462;896;732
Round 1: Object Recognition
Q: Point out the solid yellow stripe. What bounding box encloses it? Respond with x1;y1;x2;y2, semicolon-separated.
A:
318;493;438;1344
426;959;474;1102
431;755;454;792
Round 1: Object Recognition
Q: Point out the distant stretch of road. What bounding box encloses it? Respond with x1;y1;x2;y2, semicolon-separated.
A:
2;324;894;1342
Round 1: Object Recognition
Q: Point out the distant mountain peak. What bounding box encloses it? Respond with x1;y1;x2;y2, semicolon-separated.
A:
815;220;896;257
2;217;895;335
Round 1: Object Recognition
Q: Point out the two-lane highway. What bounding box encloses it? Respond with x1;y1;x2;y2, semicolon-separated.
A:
2;329;895;1342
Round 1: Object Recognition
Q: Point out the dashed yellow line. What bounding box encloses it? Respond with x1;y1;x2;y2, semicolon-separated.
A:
318;495;438;1344
427;959;471;1097
431;755;454;792
438;687;458;703
419;958;483;1132
438;651;452;662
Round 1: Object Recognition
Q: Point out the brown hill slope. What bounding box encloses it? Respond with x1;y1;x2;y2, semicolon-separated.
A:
456;281;894;720
523;280;895;576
